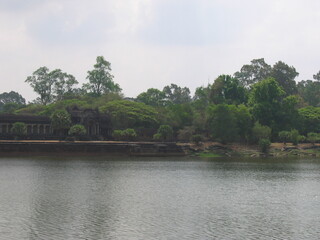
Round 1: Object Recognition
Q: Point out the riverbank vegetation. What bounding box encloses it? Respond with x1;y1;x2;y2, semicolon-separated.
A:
1;57;320;149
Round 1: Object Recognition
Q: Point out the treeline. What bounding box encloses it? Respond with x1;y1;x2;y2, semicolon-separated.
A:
1;57;320;145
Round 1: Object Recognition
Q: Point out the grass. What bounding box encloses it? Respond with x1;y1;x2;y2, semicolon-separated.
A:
197;152;223;158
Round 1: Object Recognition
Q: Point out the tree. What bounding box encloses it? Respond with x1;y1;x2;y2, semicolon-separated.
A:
271;61;298;95
0;91;26;106
249;78;285;128
297;80;320;107
313;70;320;81
99;100;158;129
51;110;71;136
51;69;78;100
234;58;272;87
209;75;247;105
207;104;238;143
154;125;173;141
136;88;166;106
25;67;78;105
84;56;121;96
163;84;191;104
252;122;271;143
298;106;320;134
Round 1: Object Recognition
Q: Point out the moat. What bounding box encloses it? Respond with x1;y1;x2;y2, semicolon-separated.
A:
0;156;319;239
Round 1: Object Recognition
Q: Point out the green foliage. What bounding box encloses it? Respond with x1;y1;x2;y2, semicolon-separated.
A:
165;103;193;130
252;122;271;142
68;124;86;136
307;132;319;145
39;99;89;116
112;129;137;141
278;131;291;144
259;138;271;153
100;100;158;129
207;104;238;143
290;129;300;145
249;77;285;127
209;75;247;105
298;106;320;134
83;56;121;96
155;125;173;141
163;84;191;104
297;80;320;107
0;91;26;112
153;133;162;141
11;122;27;136
271;61;298;95
234;58;272;87
50;110;71;132
25;66;78;105
15;104;46;115
136;88;166;106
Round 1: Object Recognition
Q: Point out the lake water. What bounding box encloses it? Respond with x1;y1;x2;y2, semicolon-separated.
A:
0;156;319;240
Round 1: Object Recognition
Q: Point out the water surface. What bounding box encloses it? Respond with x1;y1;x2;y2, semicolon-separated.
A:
0;156;319;239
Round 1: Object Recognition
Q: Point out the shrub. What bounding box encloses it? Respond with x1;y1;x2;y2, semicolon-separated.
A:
259;138;271;153
153;133;162;141
156;125;173;141
68;124;86;136
191;134;203;145
11;122;27;137
113;130;124;141
278;131;291;145
290;129;300;145
252;122;271;143
307;132;319;145
123;128;137;141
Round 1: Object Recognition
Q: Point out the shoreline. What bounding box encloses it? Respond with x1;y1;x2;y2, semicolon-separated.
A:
0;140;319;158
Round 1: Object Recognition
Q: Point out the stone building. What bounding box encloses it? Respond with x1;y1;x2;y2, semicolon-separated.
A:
0;108;112;139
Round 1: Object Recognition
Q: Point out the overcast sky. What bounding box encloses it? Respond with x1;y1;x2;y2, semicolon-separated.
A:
1;0;320;101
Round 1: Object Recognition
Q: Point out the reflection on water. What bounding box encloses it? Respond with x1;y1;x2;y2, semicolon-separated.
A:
0;157;320;239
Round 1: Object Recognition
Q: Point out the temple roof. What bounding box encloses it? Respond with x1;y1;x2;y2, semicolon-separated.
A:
0;114;50;124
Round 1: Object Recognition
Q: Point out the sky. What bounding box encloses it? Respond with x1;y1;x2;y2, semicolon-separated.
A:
1;0;320;101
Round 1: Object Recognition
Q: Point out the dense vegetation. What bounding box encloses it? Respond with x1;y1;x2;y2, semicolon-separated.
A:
1;57;320;144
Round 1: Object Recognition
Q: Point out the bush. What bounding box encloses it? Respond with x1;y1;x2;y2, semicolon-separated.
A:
123;128;137;141
259;138;271;153
290;129;300;145
153;133;162;141
278;131;291;144
252;122;271;143
11;122;27;137
156;125;173;141
307;132;319;145
191;134;203;145
68;124;86;136
112;129;137;141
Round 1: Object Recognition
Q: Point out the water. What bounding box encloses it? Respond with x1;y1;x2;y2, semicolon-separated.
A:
0;156;319;240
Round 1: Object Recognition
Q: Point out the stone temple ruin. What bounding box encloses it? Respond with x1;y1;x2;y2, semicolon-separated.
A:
0;107;112;140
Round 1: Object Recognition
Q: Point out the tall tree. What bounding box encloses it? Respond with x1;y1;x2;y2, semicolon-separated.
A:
84;56;121;96
249;77;285;128
25;67;78;105
209;75;247;105
207;104;238;143
0;91;26;105
51;69;78;100
25;67;54;105
234;58;272;87
136;88;166;106
163;84;191;104
271;61;299;95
